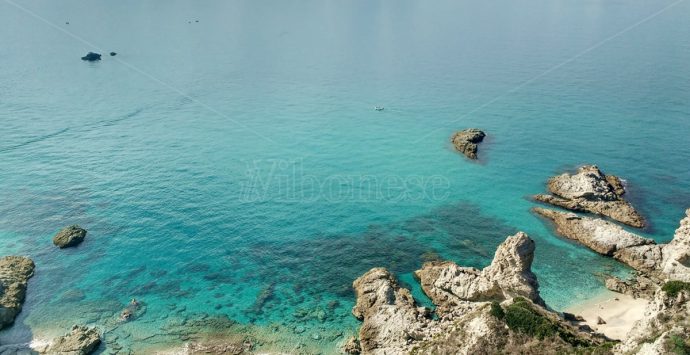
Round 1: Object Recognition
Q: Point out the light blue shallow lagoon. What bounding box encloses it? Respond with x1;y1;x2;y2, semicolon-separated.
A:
1;0;690;353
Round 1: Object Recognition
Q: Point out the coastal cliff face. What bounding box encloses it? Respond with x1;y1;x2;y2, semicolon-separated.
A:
351;268;430;354
415;232;543;315
350;233;608;355
534;165;645;228
618;287;690;354
660;209;690;282
0;256;35;330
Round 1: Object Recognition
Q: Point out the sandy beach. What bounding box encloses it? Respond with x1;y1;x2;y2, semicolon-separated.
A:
565;290;649;340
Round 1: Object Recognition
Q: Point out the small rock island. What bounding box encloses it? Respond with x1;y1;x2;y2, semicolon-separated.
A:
53;225;88;248
81;52;101;61
451;128;486;160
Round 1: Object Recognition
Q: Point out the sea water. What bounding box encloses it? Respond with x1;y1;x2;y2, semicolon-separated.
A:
1;0;689;353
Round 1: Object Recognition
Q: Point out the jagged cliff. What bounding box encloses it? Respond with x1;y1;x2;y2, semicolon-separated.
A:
349;233;611;354
348;209;690;354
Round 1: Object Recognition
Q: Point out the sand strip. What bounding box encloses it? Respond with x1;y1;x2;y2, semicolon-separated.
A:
564;290;648;340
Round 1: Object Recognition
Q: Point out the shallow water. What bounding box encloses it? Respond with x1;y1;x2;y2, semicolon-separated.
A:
1;0;689;353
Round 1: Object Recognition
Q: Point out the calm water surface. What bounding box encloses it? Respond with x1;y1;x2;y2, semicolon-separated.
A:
1;0;689;352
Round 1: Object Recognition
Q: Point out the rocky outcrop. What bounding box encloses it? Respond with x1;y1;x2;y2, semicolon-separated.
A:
80;52;101;61
616;287;690;353
415;232;543;315
53;225;87;248
534;207;690;283
408;297;606;355
604;274;660;299
533;165;645;227
660;209;690;282
532;208;650;253
342;336;361;354
350;233;610;354
0;256;35;330
351;268;430;354
451;129;486;159
42;325;101;355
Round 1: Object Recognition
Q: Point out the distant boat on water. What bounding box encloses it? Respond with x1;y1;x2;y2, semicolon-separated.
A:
374;106;384;111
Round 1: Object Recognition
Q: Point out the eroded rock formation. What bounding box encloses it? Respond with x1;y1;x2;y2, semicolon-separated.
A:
533;165;645;227
351;268;430;354
415;232;543;315
349;233;607;354
534;207;690;283
42;325;101;355
0;256;35;330
451;129;486;160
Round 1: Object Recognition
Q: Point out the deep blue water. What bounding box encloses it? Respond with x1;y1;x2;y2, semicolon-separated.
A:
1;0;690;352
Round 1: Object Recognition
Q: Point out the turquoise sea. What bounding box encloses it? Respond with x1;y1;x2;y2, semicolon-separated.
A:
1;0;690;353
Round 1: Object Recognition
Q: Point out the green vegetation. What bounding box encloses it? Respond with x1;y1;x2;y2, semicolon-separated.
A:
670;334;690;355
502;297;591;347
662;281;690;297
489;301;505;319
504;297;559;339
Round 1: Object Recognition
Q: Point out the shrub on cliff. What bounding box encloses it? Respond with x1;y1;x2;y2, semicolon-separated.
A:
489;301;505;319
503;297;596;348
662;281;690;297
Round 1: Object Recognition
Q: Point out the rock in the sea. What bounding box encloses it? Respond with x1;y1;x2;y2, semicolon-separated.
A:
535;207;690;283
351;268;430;354
0;256;35;330
53;225;87;248
80;52;101;61
450;128;486;160
533;207;657;270
415;232;544;315
533;165;645;227
43;325;101;355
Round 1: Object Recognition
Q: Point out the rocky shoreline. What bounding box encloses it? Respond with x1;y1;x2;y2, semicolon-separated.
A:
2;164;689;354
0;256;34;330
348;232;611;354
344;164;689;354
533;165;645;228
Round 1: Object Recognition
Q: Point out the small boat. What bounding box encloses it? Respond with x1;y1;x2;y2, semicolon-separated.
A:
374;106;384;111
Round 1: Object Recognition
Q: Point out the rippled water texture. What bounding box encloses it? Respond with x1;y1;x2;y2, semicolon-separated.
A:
1;0;689;352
